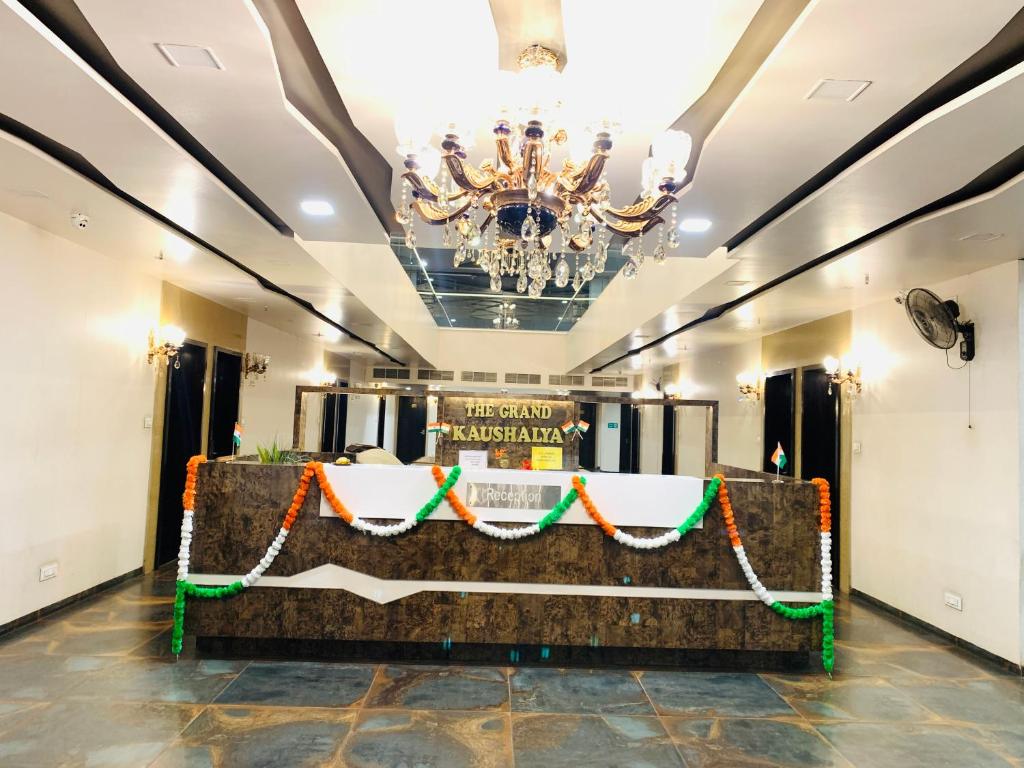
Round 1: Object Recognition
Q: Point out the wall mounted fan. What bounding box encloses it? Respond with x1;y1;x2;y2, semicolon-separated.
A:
897;288;975;362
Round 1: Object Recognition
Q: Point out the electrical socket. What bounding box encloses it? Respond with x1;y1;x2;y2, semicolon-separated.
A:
39;562;58;582
944;591;963;611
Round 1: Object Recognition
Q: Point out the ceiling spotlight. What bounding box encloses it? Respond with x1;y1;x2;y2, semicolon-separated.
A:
301;200;335;216
679;218;712;233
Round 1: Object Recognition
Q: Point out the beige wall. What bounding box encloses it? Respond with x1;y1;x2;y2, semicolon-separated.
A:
850;261;1020;663
0;211;161;625
142;282;246;571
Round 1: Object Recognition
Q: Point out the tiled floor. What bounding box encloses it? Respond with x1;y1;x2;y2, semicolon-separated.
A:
0;573;1022;767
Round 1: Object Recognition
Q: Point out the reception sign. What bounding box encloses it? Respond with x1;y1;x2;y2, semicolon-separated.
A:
319;464;704;528
438;396;577;469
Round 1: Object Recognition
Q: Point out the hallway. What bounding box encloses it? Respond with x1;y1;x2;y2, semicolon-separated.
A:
0;572;1021;767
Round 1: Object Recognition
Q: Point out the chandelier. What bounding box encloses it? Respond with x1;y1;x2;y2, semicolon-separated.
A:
394;45;692;298
492;300;520;329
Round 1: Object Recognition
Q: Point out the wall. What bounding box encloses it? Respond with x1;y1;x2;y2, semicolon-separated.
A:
851;261;1020;663
671;338;763;471
143;283;246;571
639;405;664;474
597;403;621;471
239;317;324;451
345;394;381;447
0;212;160;626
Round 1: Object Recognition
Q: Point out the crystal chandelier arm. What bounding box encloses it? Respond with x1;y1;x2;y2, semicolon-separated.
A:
444;154;499;192
591;211;665;238
495;133;518;173
603;194;677;222
412;198;474;224
557;153;607;196
401;170;471;203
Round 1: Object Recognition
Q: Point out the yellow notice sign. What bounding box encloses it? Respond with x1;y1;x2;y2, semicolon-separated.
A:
531;446;563;471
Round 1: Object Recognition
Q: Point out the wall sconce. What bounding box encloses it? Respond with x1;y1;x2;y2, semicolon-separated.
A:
304;365;337;386
148;324;186;368
823;355;862;395
735;372;762;402
243;353;271;383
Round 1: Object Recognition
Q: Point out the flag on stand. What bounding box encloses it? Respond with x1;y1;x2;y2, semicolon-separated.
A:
771;442;787;471
232;422;243;448
575;419;590;434
427;422;451;436
561;419;577;434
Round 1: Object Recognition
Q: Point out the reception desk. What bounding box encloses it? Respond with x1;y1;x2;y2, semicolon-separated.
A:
184;459;824;668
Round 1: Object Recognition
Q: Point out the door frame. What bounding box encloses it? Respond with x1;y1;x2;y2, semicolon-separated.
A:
207;346;242;459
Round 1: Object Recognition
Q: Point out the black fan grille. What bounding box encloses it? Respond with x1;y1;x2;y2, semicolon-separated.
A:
905;288;957;349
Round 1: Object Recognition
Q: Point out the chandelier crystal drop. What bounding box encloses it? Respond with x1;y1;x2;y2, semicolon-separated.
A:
493;300;520;330
395;45;692;298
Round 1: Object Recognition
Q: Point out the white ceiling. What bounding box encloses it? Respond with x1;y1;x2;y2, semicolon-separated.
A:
0;0;1021;381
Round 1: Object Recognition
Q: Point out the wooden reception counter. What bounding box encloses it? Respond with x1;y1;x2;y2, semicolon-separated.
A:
184;459;824;668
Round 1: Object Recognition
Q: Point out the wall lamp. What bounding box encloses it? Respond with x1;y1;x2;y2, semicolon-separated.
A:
735;372;762;402
823;355;862;395
148;324;186;368
243;353;271;383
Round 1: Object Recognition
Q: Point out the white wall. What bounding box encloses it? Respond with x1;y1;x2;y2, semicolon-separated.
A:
851;260;1021;663
597;402;621;471
0;212;160;626
239;317;324;451
676;406;708;476
674;339;763;471
639;405;664;474
345;393;381;447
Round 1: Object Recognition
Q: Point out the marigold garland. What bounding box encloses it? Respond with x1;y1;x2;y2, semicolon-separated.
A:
172;458;835;673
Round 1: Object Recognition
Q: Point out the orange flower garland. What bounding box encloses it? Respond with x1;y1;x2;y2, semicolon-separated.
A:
572;476;616;536
181;455;206;511
714;473;742;548
311;463;352;523
432;465;476;525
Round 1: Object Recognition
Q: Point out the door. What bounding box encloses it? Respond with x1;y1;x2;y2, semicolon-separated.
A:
762;371;795;475
395;396;427;463
207;348;241;459
661;405;676;475
619;403;641;473
321;393;349;452
577;402;597;470
155;341;206;566
801;367;840;577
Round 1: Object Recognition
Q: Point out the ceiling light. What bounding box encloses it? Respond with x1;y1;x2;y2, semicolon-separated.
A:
806;79;871;102
418;257;428;267
957;232;1004;242
395;44;692;297
301;200;335;216
156;43;223;70
726;280;751;286
679;218;712;233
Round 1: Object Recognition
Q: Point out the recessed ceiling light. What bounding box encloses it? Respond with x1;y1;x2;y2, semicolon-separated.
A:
301;200;334;216
155;43;223;70
679;218;712;233
450;318;457;323
418;258;428;267
806;79;871;102
561;299;568;304
957;232;1004;242
725;280;751;286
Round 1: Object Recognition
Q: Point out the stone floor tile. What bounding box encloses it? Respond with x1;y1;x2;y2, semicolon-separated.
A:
509;667;654;715
638;671;796;718
70;658;246;704
344;709;512;768
512;713;683;768
815;722;1015;768
665;717;852;767
214;661;377;708
0;654;120;699
760;675;936;722
366;664;509;711
150;705;354;768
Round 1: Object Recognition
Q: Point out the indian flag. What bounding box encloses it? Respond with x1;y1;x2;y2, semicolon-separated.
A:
576;419;590;433
771;442;787;470
561;419;577;434
232;422;243;448
427;422;451;435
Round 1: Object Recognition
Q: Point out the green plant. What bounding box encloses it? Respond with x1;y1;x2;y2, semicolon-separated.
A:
256;440;301;465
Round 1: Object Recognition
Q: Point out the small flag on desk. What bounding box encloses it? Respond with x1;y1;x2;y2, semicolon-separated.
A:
576;419;590;434
561;419;577;434
232;422;243;448
427;422;451;436
771;442;787;471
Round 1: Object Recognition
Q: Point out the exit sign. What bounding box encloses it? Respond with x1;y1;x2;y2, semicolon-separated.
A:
607;422;618;429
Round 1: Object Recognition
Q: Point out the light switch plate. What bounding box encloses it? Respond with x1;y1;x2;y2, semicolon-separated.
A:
143;416;153;429
944;591;963;611
39;562;58;582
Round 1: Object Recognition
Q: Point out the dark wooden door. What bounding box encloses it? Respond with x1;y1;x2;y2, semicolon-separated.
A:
321;393;349;452
762;371;795;476
577;402;597;470
155;341;206;566
395;396;427;463
619;403;641;473
207;348;241;459
801;367;840;576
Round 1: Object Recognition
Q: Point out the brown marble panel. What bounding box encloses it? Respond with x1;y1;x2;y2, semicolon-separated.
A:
187;462;823;655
